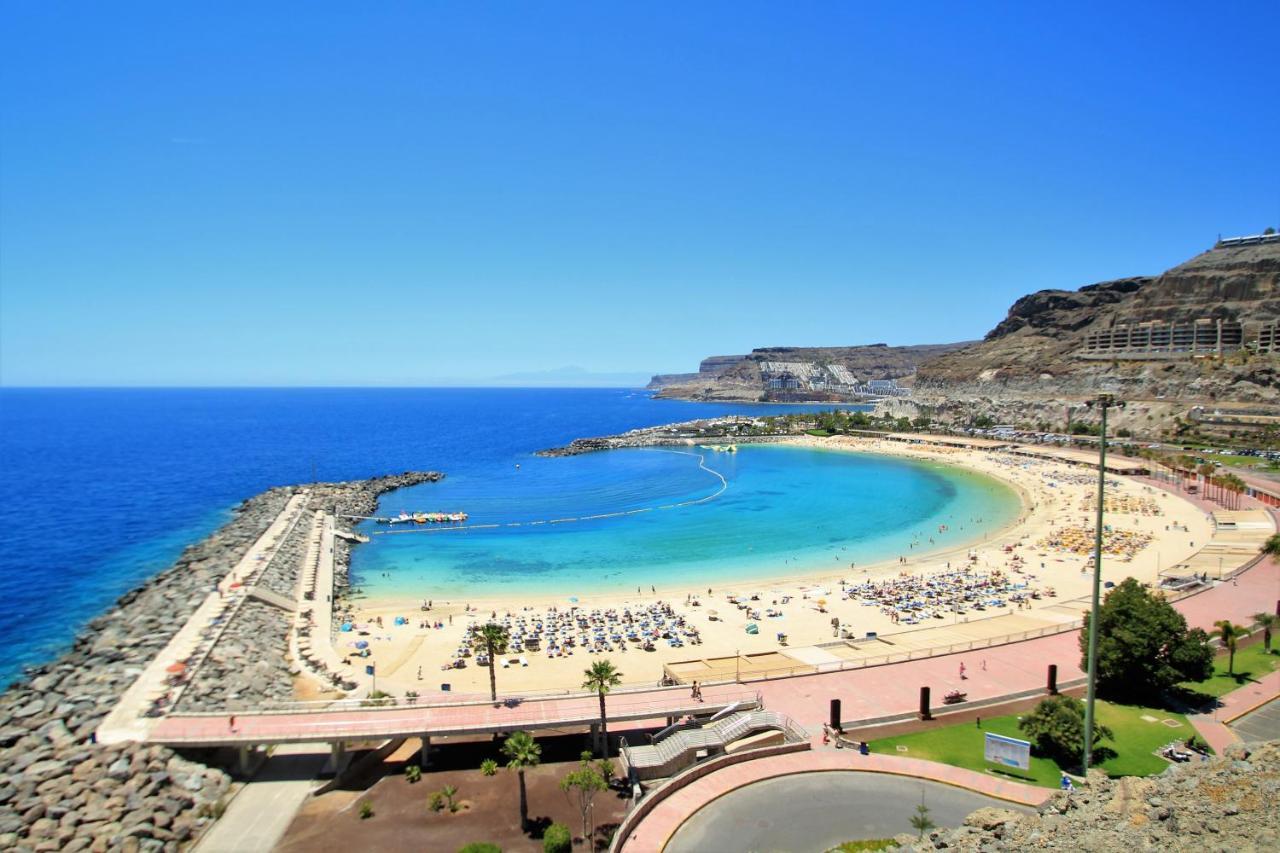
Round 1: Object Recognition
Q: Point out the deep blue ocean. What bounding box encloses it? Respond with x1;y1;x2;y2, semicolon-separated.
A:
0;388;857;687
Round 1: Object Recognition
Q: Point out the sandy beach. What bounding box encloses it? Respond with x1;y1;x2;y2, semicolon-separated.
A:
325;436;1215;698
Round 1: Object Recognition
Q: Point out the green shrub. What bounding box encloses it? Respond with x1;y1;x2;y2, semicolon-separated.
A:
429;790;446;812
480;758;498;776
1018;695;1113;769
405;764;422;784
458;845;502;853
543;823;572;853
358;800;374;820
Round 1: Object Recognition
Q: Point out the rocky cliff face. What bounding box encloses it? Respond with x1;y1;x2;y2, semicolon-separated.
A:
650;343;972;401
909;240;1280;429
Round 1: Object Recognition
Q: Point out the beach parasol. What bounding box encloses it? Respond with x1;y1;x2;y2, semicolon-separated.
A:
355;640;369;649
165;662;186;674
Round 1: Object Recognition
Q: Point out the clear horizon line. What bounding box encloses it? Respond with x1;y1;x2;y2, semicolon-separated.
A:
0;383;658;390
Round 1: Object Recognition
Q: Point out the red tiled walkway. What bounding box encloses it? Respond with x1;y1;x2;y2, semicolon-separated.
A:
1189;669;1280;754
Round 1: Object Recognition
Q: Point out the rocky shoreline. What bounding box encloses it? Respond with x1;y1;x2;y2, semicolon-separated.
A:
537;416;792;457
0;470;442;852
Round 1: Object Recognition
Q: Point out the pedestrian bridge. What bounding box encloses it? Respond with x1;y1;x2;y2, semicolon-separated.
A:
147;683;762;749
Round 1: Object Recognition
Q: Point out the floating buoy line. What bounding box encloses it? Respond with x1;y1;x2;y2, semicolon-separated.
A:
371;449;728;535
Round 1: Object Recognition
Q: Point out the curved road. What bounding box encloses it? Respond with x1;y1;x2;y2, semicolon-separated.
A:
666;771;1031;852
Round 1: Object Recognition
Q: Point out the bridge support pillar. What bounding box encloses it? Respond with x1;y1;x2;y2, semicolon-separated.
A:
237;745;252;776
590;723;601;755
420;735;432;767
329;741;346;776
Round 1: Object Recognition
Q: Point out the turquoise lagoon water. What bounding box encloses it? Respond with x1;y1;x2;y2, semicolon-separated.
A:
350;443;1021;600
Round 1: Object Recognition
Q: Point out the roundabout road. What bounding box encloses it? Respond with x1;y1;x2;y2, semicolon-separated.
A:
665;771;1032;853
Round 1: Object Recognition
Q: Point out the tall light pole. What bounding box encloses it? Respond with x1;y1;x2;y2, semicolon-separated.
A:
1082;393;1124;774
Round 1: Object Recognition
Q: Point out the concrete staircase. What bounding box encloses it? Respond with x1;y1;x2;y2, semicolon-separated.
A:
620;710;796;781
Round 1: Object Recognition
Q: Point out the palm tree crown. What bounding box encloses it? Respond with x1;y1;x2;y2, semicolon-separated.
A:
471;622;510;702
583;659;624;696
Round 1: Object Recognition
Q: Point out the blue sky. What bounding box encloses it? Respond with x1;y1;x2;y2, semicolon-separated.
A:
1;3;1277;386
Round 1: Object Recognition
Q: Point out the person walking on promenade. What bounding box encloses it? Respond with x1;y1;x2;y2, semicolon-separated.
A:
959;662;967;680
228;715;236;733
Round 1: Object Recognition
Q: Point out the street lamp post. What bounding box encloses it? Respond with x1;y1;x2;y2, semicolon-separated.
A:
1082;394;1124;775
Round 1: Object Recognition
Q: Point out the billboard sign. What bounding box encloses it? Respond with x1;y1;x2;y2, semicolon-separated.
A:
984;732;1031;770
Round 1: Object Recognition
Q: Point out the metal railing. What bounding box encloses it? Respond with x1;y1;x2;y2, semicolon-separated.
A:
166;683;762;720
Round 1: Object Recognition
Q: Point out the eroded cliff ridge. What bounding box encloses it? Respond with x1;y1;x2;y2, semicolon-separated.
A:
648;343;973;402
915;239;1280;403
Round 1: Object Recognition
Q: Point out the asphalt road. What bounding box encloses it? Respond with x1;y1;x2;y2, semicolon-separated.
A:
1230;697;1280;744
665;771;1033;853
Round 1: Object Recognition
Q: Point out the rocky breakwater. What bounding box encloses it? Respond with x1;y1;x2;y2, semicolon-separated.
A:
177;471;447;712
175;600;294;712
889;740;1279;852
0;470;443;851
538;417;787;457
308;471;445;519
0;487;292;852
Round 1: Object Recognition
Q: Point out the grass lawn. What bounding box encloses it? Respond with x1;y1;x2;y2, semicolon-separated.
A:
1201;451;1279;471
869;699;1198;787
1177;643;1279;700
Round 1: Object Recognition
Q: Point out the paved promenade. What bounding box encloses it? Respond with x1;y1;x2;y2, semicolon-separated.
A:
746;554;1277;730
1189;669;1280;754
619;749;1052;852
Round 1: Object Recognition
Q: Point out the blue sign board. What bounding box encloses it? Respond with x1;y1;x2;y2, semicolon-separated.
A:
984;732;1031;770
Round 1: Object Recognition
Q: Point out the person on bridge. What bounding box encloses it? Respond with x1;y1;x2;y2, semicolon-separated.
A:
228;715;236;733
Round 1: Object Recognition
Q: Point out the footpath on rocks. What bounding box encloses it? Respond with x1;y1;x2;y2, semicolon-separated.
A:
0;472;441;853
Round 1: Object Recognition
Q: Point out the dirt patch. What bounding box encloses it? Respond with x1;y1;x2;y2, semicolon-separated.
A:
277;740;631;853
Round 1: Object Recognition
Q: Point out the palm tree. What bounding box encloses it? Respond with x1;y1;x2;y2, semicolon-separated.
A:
1254;612;1278;654
1225;474;1248;510
1197;464;1216;502
1214;620;1247;676
1264;534;1280;558
471;622;510;702
582;659;624;756
501;731;541;832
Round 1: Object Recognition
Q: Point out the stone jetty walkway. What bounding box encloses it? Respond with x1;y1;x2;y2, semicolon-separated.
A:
96;492;309;744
